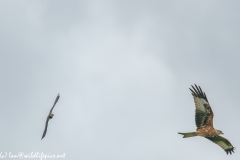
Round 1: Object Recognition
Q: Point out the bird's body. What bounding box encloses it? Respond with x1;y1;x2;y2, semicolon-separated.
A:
196;127;219;137
41;94;60;140
179;127;221;138
178;84;234;155
49;113;54;119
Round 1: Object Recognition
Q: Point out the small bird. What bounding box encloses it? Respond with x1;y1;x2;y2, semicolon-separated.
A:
178;84;234;154
41;93;60;140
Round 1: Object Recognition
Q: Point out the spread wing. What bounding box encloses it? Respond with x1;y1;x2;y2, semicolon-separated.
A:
41;117;50;140
205;136;235;154
189;84;214;129
41;93;60;140
48;93;60;115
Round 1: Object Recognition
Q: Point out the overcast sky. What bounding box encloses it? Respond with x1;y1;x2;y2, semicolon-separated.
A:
1;0;240;159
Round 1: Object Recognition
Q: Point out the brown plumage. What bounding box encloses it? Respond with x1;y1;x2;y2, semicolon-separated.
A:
178;84;234;155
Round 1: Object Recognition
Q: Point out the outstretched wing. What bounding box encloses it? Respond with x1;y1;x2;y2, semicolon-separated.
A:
189;84;214;129
49;93;60;115
205;136;235;154
41;93;60;140
41;117;50;140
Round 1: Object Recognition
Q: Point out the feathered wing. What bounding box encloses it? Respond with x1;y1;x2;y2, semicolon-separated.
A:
189;84;214;129
41;93;60;140
49;93;60;115
205;136;235;154
41;117;50;140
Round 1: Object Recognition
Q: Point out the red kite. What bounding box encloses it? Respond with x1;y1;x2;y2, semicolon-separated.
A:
41;93;60;140
178;84;234;154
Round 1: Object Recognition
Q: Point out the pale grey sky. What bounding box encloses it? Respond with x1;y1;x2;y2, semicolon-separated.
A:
1;0;240;159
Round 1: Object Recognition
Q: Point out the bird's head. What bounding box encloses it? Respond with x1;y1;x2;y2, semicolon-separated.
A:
216;129;224;135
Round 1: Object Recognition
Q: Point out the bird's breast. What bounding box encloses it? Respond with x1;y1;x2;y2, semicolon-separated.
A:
197;127;217;137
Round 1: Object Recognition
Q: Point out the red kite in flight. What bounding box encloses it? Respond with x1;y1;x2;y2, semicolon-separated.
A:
178;84;234;154
41;93;60;140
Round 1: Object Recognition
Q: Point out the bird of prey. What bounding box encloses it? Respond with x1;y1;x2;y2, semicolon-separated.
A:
41;93;60;140
178;84;234;155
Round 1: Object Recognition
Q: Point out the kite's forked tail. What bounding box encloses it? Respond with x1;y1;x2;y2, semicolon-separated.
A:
178;132;197;138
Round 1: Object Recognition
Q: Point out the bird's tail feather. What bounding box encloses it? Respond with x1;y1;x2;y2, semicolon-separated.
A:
178;132;197;138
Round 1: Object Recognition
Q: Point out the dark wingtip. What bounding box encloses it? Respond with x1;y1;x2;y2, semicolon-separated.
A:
189;84;209;102
225;147;235;155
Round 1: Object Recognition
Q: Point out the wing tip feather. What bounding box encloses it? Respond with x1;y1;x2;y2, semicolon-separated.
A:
225;147;235;155
190;84;209;102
